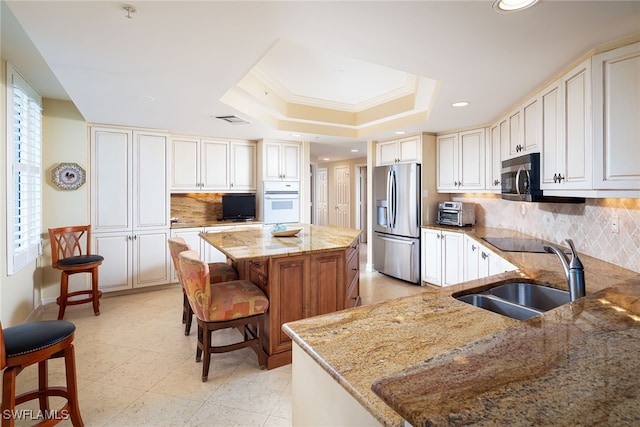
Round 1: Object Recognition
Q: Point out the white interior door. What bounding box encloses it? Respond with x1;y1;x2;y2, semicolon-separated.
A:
335;166;350;227
316;168;328;226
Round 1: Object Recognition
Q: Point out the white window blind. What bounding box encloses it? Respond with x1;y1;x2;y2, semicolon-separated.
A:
6;63;43;275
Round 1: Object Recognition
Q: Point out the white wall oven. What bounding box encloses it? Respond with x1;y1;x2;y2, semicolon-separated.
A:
263;181;300;224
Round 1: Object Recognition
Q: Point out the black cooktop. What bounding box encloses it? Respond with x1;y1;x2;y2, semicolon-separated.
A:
482;237;568;253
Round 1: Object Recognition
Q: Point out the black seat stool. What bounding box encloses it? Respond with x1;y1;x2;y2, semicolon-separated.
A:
1;320;84;427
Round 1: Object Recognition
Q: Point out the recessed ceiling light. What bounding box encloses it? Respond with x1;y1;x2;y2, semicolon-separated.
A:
350;149;359;153
291;133;302;137
394;131;406;135
322;158;330;161
452;101;470;108
493;0;539;13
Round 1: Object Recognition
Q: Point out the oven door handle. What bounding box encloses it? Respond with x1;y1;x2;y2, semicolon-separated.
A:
515;166;530;201
264;193;299;199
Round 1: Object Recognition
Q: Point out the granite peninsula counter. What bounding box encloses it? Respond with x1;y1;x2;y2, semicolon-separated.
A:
200;224;362;369
283;226;640;426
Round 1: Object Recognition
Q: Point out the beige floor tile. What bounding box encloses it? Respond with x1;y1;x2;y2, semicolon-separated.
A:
107;392;202;426
186;402;268;427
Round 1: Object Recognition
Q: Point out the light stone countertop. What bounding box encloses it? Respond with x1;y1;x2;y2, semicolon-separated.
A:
283;226;640;426
199;224;361;262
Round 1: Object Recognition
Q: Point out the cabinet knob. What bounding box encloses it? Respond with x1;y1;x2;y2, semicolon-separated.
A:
471;245;476;251
481;252;488;260
493;179;500;186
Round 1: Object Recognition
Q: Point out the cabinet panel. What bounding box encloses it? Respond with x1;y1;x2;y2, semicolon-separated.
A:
508;110;522;156
436;133;458;190
459;129;485;189
268;255;310;354
201;140;229;189
564;64;591;186
281;144;301;181
523;97;540;153
486;124;502;192
91;128;131;233
93;233;131;292
134;132;169;229
377;140;398;165
133;230;171;288
441;232;463;286
310;251;345;316
171;138;199;190
592;42;640;190
264;143;282;180
398;136;421;163
230;141;256;190
541;82;562;187
421;229;441;284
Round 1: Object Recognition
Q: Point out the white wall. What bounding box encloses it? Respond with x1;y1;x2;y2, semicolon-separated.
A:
41;98;90;304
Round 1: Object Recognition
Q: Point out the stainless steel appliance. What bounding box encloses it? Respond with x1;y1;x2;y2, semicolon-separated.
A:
501;153;584;203
437;201;475;227
373;163;421;284
263;181;300;224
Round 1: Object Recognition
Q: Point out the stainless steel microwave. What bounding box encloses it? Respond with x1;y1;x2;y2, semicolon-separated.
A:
501;153;585;203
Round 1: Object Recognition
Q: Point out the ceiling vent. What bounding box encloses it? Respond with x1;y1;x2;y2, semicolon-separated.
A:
215;115;251;125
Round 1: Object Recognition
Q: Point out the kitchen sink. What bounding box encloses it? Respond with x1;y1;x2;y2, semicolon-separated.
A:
456;294;542;321
455;282;570;321
488;282;570;311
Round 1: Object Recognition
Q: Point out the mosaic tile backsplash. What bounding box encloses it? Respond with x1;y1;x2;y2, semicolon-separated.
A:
453;195;640;273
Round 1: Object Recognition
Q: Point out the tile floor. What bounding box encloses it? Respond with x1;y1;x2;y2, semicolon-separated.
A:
6;244;422;426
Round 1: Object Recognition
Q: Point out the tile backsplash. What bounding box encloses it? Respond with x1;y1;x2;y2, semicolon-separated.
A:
170;193;222;223
454;195;640;273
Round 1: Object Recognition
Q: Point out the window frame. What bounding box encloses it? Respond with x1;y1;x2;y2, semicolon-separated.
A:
5;62;43;275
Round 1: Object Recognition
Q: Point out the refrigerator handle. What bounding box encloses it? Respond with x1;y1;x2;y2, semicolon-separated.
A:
390;169;397;228
386;169;393;229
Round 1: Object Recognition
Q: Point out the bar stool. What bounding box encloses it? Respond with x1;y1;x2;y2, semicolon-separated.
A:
49;225;104;320
1;320;83;427
178;250;269;381
167;237;239;336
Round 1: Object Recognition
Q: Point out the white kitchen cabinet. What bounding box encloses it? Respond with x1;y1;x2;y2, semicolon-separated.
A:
592;42;640;191
262;140;301;181
421;228;464;287
464;235;516;282
92;229;171;292
90;126;171;292
437;128;485;192
541;59;592;191
171;137;256;191
375;135;422;165
504;95;540;158
485;123;502;192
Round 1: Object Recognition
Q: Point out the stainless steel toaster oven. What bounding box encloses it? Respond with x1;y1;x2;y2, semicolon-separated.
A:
437;201;476;227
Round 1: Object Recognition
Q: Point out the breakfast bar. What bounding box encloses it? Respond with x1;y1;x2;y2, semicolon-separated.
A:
200;224;361;369
283;226;640;426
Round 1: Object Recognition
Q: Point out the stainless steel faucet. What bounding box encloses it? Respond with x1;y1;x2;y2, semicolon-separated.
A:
543;239;585;301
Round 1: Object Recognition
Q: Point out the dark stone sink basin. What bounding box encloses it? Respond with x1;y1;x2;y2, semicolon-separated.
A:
455;282;570;321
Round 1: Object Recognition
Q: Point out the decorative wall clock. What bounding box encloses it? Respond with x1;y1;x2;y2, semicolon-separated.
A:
52;162;86;190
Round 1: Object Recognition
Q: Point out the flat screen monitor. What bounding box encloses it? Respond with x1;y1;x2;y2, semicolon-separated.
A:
222;194;256;221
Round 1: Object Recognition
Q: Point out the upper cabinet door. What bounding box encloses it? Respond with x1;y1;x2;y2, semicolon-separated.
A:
540;81;562;188
91;127;132;233
171;137;200;190
375;136;422;166
281;143;301;181
201;139;229;190
230;141;257;190
436;133;459;191
262;141;301;181
133;131;169;229
592;42;640;190
458;128;485;191
377;140;398;165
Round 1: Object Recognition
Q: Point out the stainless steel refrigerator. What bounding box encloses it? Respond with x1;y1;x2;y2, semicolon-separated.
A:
373;163;421;284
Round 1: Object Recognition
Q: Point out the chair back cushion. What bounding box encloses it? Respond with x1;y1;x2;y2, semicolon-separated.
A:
168;237;190;284
179;251;268;322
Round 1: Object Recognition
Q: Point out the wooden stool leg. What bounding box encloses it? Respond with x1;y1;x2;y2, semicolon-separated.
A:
184;303;193;336
63;344;84;427
1;368;17;427
91;267;100;316
37;360;50;413
58;272;70;320
195;324;203;362
201;324;212;382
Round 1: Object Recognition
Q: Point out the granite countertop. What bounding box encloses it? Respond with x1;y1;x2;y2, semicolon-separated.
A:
199;223;361;262
282;226;640;426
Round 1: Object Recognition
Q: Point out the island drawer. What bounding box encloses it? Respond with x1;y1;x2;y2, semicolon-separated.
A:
346;239;360;262
249;260;268;288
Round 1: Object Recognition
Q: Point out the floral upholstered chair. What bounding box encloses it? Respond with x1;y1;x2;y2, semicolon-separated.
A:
167;237;239;336
178;250;269;381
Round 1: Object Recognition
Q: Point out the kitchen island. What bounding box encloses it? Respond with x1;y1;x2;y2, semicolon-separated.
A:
200;224;361;369
283;226;640;426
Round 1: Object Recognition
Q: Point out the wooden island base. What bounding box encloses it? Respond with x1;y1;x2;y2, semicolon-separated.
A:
200;225;362;370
